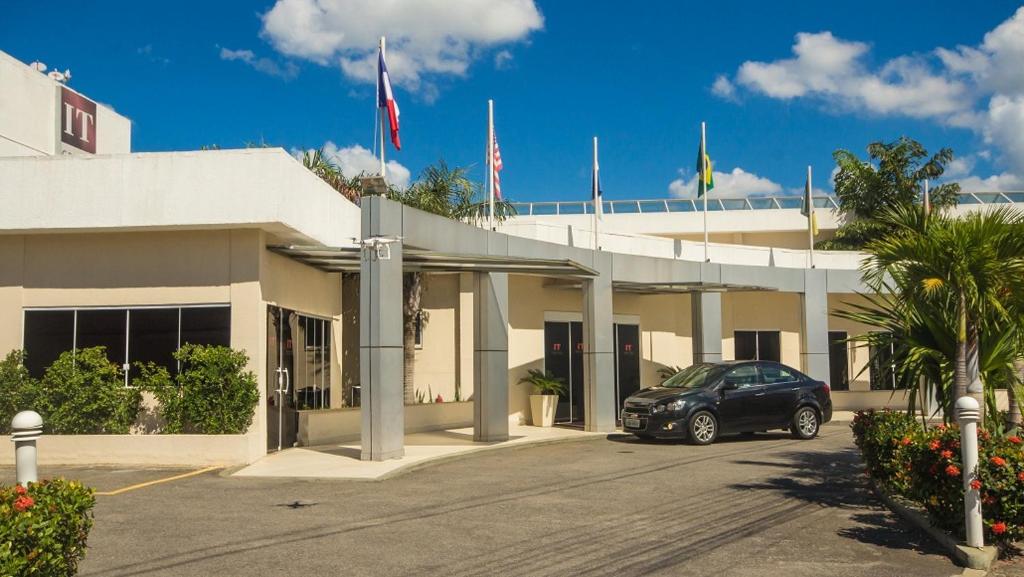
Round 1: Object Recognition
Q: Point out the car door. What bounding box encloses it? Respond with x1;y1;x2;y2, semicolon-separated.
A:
716;364;763;433
756;362;803;426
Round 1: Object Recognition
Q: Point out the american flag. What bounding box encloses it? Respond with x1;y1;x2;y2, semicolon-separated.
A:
492;132;503;199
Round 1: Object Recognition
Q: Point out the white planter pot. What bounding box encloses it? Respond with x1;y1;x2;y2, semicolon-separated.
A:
530;394;558;427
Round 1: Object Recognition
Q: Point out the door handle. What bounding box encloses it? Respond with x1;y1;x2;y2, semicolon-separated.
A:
282;368;290;394
755;391;767;396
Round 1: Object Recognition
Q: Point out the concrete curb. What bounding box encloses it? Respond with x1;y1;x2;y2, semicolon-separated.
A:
870;480;998;571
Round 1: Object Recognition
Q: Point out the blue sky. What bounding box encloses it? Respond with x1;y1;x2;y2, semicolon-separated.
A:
5;1;1024;202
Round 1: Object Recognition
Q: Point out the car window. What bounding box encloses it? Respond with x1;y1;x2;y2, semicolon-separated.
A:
760;363;800;385
723;365;760;388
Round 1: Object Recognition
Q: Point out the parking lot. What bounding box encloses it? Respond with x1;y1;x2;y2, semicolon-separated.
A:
2;424;958;577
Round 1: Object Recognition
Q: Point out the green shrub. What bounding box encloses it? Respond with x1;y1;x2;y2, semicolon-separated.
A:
0;479;95;576
853;410;1024;543
138;344;258;434
37;348;141;434
0;350;39;434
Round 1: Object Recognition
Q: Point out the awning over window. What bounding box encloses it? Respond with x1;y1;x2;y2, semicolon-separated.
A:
268;245;598;277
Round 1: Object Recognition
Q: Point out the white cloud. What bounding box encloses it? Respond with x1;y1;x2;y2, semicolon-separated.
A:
260;0;543;95
316;141;411;189
219;47;298;80
943;155;976;179
715;7;1024;190
668;167;782;198
954;172;1024;193
494;49;514;70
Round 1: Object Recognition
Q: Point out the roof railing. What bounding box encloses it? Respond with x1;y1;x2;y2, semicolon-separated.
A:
509;192;1024;216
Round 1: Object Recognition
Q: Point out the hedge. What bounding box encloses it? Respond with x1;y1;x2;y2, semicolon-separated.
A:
0;479;95;576
853;409;1024;543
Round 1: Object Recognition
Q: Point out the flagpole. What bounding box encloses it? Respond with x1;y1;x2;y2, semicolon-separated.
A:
487;99;495;230
807;165;815;269
379;36;387;179
702;121;709;262
593;136;600;251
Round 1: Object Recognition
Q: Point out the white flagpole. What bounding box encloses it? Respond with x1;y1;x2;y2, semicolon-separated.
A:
702;121;709;262
807;165;815;269
924;178;931;218
487;99;495;231
379;36;387;179
593;136;600;251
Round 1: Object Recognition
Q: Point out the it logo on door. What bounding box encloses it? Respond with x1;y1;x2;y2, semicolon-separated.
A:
552;343;562;352
61;87;97;153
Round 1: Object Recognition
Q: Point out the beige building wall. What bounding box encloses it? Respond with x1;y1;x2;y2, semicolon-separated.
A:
827;293;877;392
721;292;804;368
667;230;836;250
414;273;460;403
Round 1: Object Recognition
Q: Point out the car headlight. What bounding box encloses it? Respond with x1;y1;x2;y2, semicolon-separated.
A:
652;404;666;414
666;399;686;412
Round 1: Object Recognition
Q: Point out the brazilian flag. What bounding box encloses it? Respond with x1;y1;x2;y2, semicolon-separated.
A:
695;141;714;198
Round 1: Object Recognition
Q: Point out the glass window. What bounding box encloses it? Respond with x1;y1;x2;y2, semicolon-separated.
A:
828;331;850;391
869;336;899;390
181;307;230;347
414;312;424;348
23;310;74;378
76;309;127;368
724;365;760;388
757;331;781;362
129;308;180;380
661;363;728;389
760;363;799;384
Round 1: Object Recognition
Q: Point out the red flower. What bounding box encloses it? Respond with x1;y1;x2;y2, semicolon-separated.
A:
937;424;948;431
992;522;1008;535
14;485;26;496
1009;436;1022;445
929;439;941;450
970;479;982;491
980;431;991;441
901;437;913;446
946;464;961;477
984;494;998;505
941;450;954;459
1018;471;1024;482
13;495;34;512
991;456;1008;468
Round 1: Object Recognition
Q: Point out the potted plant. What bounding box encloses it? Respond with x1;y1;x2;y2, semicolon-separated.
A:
518;369;566;427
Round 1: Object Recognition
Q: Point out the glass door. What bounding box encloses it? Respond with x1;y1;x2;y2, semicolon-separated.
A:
544;321;585;425
266;307;298;452
614;324;641;418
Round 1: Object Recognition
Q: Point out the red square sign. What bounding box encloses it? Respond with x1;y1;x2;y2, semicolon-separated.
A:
61;87;97;153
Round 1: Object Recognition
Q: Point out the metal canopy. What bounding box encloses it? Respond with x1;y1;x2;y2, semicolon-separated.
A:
543;278;777;294
268;245;598;277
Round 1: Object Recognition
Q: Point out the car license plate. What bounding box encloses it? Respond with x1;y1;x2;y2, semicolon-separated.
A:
624;417;641;429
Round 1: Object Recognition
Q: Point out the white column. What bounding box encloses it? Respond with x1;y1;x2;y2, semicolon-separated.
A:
474;272;509;442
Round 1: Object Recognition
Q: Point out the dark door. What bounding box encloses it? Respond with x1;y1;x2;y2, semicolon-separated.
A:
828;331;849;391
544;322;572;421
267;307;298;452
615;324;641;414
755;362;803;427
570;321;585;423
716;364;762;433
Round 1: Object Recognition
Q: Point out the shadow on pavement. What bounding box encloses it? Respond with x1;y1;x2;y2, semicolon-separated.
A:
727;444;949;558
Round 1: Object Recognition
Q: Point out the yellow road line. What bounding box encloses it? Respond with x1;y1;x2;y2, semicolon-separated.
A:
95;466;219;496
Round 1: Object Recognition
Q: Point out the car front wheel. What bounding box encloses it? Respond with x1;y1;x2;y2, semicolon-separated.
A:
688;411;718;445
791;407;819;439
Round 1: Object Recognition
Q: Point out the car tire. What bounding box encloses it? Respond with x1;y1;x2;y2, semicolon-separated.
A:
791;407;820;440
688;411;718;445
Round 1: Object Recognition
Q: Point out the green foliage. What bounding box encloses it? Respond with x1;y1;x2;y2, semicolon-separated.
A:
138;345;258;434
835;205;1024;420
36;348;141;434
518;369;566;396
301;147;365;203
853;410;1024;542
393;160;517;224
0;479;95;576
819;137;960;250
0;350;38;434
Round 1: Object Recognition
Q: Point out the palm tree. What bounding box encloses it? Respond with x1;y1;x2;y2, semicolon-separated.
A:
847;205;1024;422
301;148;363;203
390;160;516;404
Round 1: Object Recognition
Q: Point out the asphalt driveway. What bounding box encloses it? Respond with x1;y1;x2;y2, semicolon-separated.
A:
3;423;958;576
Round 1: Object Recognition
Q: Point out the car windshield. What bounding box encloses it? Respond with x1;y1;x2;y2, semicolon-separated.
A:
661;364;727;389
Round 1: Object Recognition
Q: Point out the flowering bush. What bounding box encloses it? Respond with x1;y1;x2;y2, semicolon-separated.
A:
853;410;1024;543
0;479;95;576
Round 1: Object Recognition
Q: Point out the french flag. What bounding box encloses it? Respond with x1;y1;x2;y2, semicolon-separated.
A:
377;49;401;151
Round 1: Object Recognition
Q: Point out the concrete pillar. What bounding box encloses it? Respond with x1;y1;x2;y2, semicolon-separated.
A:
801;269;830;383
473;272;509;442
360;198;405;461
582;262;616;433
691;291;722;363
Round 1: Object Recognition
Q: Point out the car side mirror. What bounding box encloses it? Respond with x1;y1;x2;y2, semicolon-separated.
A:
721;381;739;391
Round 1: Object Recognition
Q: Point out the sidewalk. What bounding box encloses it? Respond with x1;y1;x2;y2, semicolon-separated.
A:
231;424;605;481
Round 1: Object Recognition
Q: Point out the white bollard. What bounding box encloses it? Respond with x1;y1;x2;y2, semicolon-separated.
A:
956;396;983;548
10;410;43;485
